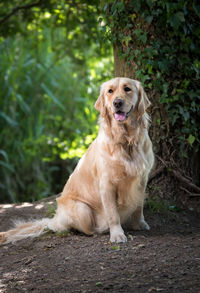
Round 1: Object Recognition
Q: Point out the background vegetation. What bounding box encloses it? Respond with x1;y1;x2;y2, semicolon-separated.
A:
0;0;199;206
0;0;113;202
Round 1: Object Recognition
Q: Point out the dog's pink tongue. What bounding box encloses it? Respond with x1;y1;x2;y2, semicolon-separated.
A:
114;112;126;121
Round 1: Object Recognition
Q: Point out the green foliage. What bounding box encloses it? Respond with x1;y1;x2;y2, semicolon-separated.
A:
95;282;103;287
111;245;120;251
146;196;167;213
102;0;200;157
46;204;56;218
0;1;113;202
55;230;71;238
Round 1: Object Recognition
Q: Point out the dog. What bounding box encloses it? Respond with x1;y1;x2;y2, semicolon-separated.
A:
0;77;154;244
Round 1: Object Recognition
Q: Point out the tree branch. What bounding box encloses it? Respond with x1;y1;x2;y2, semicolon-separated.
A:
180;187;200;197
173;170;200;193
0;1;43;26
151;155;200;194
148;165;166;182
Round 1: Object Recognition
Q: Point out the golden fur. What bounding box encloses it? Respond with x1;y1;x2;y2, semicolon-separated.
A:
0;77;154;244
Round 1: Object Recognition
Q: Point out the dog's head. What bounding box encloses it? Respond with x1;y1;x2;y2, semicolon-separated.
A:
95;77;150;123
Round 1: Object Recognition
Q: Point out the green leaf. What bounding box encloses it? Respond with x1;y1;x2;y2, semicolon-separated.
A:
41;83;65;111
96;282;102;287
0;111;18;127
122;35;132;46
134;28;142;38
188;134;195;145
146;15;153;24
176;12;185;22
111;245;120;251
140;33;147;44
16;94;30;114
0;150;9;162
170;12;185;29
157;118;161;125
0;161;15;172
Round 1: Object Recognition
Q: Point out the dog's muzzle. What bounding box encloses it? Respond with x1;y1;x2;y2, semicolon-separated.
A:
114;105;133;122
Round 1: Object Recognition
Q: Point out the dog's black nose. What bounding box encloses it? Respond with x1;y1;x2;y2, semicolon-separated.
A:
113;98;124;109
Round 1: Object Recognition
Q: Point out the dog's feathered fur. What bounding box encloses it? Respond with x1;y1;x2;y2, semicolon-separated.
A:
0;77;154;244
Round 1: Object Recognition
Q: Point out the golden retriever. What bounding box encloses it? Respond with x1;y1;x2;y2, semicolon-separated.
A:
0;77;154;244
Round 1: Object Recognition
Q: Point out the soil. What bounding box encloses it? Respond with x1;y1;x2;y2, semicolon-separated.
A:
0;195;199;293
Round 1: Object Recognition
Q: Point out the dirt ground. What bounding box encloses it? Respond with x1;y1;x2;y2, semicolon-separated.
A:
0;195;199;293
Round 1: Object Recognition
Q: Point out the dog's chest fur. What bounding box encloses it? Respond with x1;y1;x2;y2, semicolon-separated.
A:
101;133;148;181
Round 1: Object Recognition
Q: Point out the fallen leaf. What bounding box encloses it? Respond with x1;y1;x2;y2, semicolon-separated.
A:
111;245;120;251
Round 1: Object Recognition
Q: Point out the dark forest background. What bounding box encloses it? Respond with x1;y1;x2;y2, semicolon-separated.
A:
0;0;199;208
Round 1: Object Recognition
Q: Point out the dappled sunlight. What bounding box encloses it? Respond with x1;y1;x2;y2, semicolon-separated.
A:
60;132;98;160
47;201;54;204
0;203;34;215
15;203;34;209
0;200;56;215
35;204;44;210
0;204;13;209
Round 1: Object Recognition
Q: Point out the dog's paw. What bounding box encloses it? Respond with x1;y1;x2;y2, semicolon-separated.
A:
110;226;127;243
132;219;150;231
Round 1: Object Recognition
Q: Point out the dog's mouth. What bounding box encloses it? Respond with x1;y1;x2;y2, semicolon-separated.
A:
114;106;133;122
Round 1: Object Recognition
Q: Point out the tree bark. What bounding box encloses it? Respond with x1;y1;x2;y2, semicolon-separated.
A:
114;46;135;79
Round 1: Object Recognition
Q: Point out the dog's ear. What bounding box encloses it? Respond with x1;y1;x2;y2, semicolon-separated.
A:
94;89;106;117
137;85;150;117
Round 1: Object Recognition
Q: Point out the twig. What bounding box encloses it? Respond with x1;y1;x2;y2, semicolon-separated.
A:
154;155;200;194
156;155;168;168
173;170;200;193
0;1;43;26
170;155;193;182
180;187;200;197
148;165;165;182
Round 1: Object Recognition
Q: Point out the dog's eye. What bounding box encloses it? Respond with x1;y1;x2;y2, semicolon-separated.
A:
108;89;113;93
124;87;131;92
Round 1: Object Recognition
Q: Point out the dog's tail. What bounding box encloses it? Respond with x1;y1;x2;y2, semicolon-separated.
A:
0;198;96;245
0;217;59;245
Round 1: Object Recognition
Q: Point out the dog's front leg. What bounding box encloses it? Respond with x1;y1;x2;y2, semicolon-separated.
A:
100;179;127;243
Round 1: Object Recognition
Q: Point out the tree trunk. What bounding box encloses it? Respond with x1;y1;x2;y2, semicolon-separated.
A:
113;46;135;78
